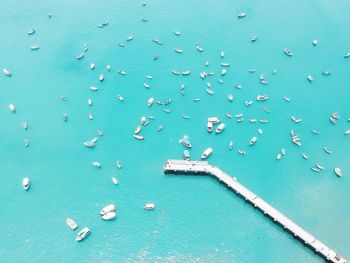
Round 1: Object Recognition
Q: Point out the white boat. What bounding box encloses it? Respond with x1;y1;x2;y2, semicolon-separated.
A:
90;63;95;70
206;88;214;95
30;45;40;50
175;48;183;53
344;52;350;58
100;204;116;216
22;178;30;190
201;147;213;159
311;167;321;172
196;45;204;52
221;63;230;67
344;130;350;135
323;147;332;154
281;149;286;156
127;35;134;41
291;116;302;123
301;153;308;160
118;69;126;75
133;134;144;140
157;125;164;132
134;125;142;134
284;96;291;102
221;69;227;76
76;227;90;242
182;71;191;75
117;95;124;101
22;121;28;130
76;53;84;60
315;164;325;170
66;218;78;230
228;141;233;150
102;211;116;220
215;123;226;134
28;29;36;35
207;121;213;132
208;117;220;123
238;12;246;18
9;104;16;112
99;74;104;81
111;177;118;185
174;31;181;36
284;48;293;57
307;75;314;82
312;39;318;46
116;161;122;169
334;168;342;177
322;70;331;76
249;136;257;146
88;113;93;120
144;83;150;89
88;98;92;106
183;150;190;161
3;68;11;76
63;113;68;122
90;86;98;91
220;51;224;58
251;35;257;42
84;141;95;148
144;203;156;210
276;153;282;160
92;161;101;168
147;97;154;107
24;139;29;147
238;149;246;155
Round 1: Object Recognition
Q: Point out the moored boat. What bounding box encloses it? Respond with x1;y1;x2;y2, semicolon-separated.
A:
144;203;156;211
76;227;90;242
66;218;78;230
201;147;213;159
22;178;30;190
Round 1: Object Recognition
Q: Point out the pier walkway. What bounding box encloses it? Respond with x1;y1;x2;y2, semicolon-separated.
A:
163;160;347;263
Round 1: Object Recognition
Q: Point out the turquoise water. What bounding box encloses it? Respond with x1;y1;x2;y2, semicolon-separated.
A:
1;0;350;262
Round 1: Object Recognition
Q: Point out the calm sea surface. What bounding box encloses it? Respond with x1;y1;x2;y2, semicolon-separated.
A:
0;0;349;262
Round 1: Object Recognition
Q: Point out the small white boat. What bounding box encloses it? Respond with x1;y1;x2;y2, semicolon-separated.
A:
117;95;124;101
221;63;230;67
133;134;144;140
102;211;116;220
30;45;40;50
22;121;28;130
127;35;134;41
116;161;122;169
134;125;142;134
28;29;36;35
148;97;154;107
175;48;183;53
301;153;308;160
88;113;93;120
24;139;29;147
172;70;180;75
215;123;226;134
90;86;98;91
228;141;233;150
207;121;213;133
291;116;302;123
249;136;257;146
157;125;164;132
66;218;78;230
315;164;325;170
174;31;181;36
276;153;282;160
106;64;111;71
92;161;101;168
281;149;286;156
99;74;104;81
220;51;224;58
84;141;95;148
63;113;68;122
311;167;321;172
221;69;227;76
100;204;116;216
90;63;95;70
201;147;213;159
182;71;191;75
88;98;92;106
284;48;293;57
206;88;214;95
322;70;331;76
312;39;318;46
334;167;342;177
118;69;126;75
238;149;246;155
144;83;151;89
76;227;90;242
3;68;11;76
238;12;246;18
344;52;350;58
196;45;204;52
144;203;156;211
251;35;257;42
307;75;314;82
284;96;291;102
111;177;118;185
22;178;30;190
183;150;190;161
9;104;16;112
344;130;350;135
76;53;84;60
323;147;332;154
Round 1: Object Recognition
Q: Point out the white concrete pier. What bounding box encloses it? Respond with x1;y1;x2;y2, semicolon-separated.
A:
163;160;347;263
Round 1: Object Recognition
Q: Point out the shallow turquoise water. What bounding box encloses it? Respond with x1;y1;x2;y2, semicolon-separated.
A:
0;0;350;262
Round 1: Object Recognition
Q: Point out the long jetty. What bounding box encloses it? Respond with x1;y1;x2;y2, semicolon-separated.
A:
163;160;347;263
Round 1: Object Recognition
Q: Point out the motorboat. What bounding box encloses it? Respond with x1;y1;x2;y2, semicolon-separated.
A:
9;104;16;112
206;88;214;95
174;48;183;53
312;39;318;46
291;116;302;123
118;69;126;75
102;211;116;220
182;71;191;75
228;141;233;150
315;164;325;170
144;203;156;211
238;12;246;18
238;149;246;155
133;134;144;140
215;123;226;134
183;150;190;161
180;136;192;148
24;139;29;147
251;35;257;42
3;68;11;76
281;149;286;156
127;35;134;41
249;136;257;146
117;95;124;101
76;53;84;60
307;75;314;82
76;227;90;242
322;70;331;76
92;161;101;168
88;113;93;120
22;121;28;130
30;45;40;50
301;153;308;160
174;31;181;36
172;70;180;75
106;64;111;71
22;178;30;190
221;69;227;76
116;161;122;169
66;218;78;230
99;74;104;81
157;125;163;132
334;167;342;177
201;147;213;159
207;121;213;132
90;86;98;91
344;130;350;135
323;147;332;154
134;125;142;134
276;153;282;160
221;63;230;67
111;177;118;185
147;97;154;107
28;29;36;35
88;98;92;106
90;63;95;70
84;141;95;148
284;48;293;57
100;204;116;216
220;51;224;58
258;128;263;135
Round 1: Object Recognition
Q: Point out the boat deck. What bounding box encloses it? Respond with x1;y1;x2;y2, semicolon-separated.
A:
163;160;347;263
